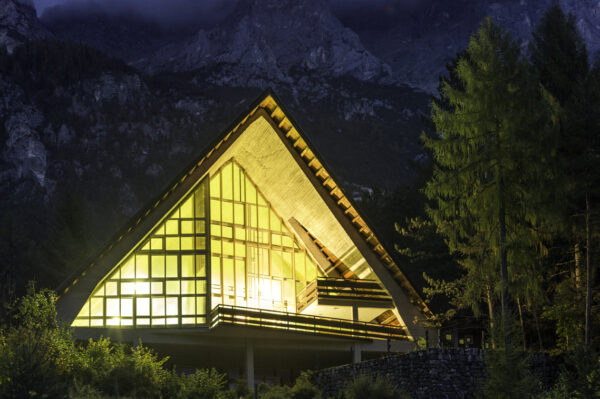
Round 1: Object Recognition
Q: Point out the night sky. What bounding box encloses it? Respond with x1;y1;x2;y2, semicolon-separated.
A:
28;0;427;31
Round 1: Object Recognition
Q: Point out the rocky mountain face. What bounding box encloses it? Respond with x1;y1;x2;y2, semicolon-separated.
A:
0;0;50;52
131;0;392;87
357;0;600;92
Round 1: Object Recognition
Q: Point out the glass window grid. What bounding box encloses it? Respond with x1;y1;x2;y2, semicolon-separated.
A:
210;160;319;313
73;179;209;328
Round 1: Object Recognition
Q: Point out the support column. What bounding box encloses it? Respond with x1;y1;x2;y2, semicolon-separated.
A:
352;304;359;322
352;343;361;364
246;341;254;390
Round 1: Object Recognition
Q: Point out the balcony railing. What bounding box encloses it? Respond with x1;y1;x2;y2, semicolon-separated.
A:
296;277;394;313
209;304;408;341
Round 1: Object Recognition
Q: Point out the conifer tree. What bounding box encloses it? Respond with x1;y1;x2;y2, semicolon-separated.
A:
424;17;555;353
530;4;599;351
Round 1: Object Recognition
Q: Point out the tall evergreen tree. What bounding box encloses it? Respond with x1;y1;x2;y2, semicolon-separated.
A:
530;4;599;351
424;17;555;354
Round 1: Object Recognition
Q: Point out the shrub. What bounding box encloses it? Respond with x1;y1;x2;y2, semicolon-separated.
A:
182;368;229;399
290;371;321;399
342;374;410;399
556;347;600;398
0;287;73;399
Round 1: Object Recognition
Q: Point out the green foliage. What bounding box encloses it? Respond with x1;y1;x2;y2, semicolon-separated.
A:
182;368;228;399
341;374;410;399
479;321;539;399
425;16;557;351
289;372;321;399
0;285;72;399
257;372;321;399
556;347;600;398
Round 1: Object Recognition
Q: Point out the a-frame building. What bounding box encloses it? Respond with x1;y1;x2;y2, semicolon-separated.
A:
56;91;435;386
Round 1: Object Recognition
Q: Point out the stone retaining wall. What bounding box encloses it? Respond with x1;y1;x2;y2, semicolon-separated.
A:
312;348;557;399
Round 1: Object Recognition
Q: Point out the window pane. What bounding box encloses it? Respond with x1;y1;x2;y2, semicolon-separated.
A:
107;298;120;317
166;256;178;277
181;255;194;277
151;256;165;278
137;298;150;316
121;298;133;317
182;297;195;315
90;298;103;317
136;255;148;278
166;281;180;295
166;298;178;316
180;197;194;218
152;298;165;316
181;281;195;295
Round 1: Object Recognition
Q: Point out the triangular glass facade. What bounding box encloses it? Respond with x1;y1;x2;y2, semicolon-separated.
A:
72;158;321;328
209;160;319;313
72;179;209;327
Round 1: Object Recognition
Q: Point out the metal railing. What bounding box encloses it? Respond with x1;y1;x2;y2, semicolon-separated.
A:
209;304;408;341
296;277;394;313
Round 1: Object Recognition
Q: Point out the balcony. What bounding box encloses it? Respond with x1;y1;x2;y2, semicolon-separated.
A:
209;304;407;341
296;277;394;314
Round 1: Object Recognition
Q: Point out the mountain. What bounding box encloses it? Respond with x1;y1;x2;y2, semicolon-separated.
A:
131;0;393;86
40;3;182;63
0;0;50;52
356;0;600;92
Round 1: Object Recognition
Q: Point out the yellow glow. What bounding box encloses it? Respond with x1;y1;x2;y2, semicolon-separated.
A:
152;298;165;316
72;318;88;327
151;238;163;250
166;256;178;277
121;282;135;295
222;163;233;200
181;220;194;234
166;281;180;295
151;282;163;294
180;197;194;218
182;297;195;315
106;281;118;296
181;237;194;250
77;301;90;318
151;255;165;277
107;298;120;317
136;255;148;278
91;298;104;317
121;257;135;278
107;317;120;326
165;237;179;250
181;255;194;277
166;298;178;316
166;220;178;235
135;281;150;295
121;298;133;317
136;298;150;316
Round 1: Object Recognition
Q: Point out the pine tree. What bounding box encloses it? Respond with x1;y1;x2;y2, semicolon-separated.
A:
530;4;599;351
424;17;555;355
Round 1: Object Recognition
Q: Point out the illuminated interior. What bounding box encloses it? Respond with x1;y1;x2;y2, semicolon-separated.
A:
72;178;209;327
210;160;320;312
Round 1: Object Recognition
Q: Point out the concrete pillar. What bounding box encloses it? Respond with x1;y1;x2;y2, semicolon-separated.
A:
352;343;361;364
246;341;254;389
